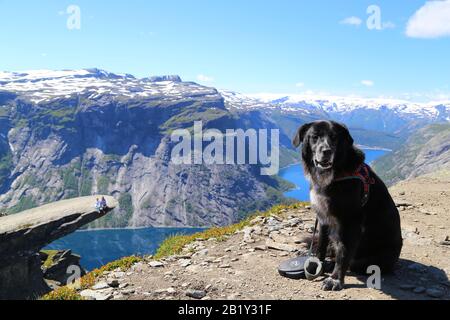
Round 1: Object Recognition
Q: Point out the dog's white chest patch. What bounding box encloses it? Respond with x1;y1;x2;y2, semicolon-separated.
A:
310;189;331;220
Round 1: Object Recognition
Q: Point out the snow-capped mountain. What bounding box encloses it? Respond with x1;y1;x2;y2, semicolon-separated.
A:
223;91;450;120
0;69;216;104
221;91;450;134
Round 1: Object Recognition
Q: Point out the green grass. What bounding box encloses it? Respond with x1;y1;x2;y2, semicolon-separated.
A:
41;250;59;268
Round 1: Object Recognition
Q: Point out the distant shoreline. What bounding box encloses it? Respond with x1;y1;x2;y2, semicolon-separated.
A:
357;145;393;152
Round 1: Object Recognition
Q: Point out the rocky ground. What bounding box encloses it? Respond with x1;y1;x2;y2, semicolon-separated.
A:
81;172;450;300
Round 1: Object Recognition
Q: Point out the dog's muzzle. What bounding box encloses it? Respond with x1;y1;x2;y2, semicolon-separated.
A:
314;159;333;170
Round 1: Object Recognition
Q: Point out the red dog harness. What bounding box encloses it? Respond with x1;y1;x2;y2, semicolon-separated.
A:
333;163;376;207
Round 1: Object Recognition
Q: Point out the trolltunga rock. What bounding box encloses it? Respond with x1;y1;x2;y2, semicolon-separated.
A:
0;196;117;300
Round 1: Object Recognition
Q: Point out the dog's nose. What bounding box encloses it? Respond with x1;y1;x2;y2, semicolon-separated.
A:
321;149;332;158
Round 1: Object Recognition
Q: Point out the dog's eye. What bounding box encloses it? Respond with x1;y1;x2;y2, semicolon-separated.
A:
311;135;319;142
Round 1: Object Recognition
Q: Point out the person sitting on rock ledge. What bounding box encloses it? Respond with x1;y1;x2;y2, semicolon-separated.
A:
95;197;108;213
95;198;101;212
100;197;107;210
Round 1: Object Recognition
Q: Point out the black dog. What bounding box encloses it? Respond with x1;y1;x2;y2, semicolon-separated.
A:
293;120;402;291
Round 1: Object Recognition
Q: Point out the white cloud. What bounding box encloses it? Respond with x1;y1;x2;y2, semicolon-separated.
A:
340;16;363;26
295;82;305;88
406;0;450;39
361;80;375;87
197;74;214;82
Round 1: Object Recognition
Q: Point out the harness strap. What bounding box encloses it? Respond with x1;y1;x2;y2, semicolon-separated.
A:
333;163;375;207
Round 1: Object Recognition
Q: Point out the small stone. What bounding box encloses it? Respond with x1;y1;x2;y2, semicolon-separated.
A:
107;278;120;288
80;289;113;300
196;249;209;256
254;245;267;251
186;289;207;299
149;261;164;268
167;287;176;294
266;240;297;252
219;264;231;269
144;255;154;262
154;289;167;295
179;259;192;268
112;271;126;278
92;281;110;290
118;283;128;289
121;289;135;295
287;217;302;227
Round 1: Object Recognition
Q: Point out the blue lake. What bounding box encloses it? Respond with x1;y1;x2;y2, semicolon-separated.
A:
279;149;388;201
46;149;387;270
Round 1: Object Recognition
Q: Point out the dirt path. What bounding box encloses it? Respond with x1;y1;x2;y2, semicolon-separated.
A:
84;173;449;300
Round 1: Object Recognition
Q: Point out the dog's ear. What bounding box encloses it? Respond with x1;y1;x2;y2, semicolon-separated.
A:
293;123;312;147
336;123;354;145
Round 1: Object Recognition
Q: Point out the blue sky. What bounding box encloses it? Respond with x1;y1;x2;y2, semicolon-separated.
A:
0;0;449;101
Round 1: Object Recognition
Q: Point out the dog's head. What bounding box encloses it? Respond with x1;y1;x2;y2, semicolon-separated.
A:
293;121;354;172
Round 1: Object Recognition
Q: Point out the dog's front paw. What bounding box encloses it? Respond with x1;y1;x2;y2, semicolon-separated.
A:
322;277;344;291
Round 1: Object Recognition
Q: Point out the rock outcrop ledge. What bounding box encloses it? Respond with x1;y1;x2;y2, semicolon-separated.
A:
0;196;117;300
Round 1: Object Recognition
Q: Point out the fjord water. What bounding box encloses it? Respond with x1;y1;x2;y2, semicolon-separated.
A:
46;149;387;270
279;149;388;201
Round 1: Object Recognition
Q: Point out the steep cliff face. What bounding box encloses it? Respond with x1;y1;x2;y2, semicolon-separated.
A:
0;70;292;227
373;123;450;186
